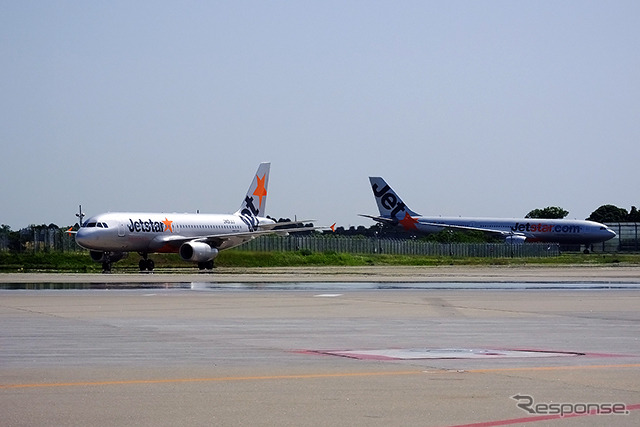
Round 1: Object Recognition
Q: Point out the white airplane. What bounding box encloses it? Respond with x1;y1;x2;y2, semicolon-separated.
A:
75;163;331;272
361;177;616;249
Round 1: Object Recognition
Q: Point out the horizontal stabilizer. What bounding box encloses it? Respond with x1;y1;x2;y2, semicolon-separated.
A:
359;214;398;224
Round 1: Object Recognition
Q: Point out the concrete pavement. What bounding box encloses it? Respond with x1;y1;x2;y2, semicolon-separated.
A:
1;268;639;426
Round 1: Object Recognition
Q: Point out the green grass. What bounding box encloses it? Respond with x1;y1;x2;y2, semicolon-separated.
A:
0;251;97;272
1;250;639;273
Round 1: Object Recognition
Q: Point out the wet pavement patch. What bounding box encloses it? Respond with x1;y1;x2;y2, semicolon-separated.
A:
305;348;585;360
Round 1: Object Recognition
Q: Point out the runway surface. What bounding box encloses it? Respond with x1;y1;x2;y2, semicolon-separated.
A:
2;264;640;284
1;267;639;426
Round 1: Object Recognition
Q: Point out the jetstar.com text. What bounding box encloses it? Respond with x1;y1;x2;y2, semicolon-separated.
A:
510;222;580;234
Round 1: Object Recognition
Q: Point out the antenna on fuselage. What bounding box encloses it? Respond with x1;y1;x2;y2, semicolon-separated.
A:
75;205;85;227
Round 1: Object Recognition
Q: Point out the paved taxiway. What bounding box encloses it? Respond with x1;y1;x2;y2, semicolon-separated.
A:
1;267;639;426
2;265;640;284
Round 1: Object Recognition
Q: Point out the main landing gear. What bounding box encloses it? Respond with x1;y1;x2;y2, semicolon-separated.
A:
138;253;155;272
198;260;215;271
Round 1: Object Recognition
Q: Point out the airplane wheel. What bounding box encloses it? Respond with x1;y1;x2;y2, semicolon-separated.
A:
139;259;155;272
205;260;214;270
102;262;111;273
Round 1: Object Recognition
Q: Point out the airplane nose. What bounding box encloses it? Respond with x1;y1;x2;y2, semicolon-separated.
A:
75;228;91;248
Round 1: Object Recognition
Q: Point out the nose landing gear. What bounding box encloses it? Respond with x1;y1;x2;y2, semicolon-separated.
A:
102;261;112;274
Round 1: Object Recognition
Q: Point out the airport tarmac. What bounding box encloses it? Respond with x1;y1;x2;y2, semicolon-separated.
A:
1;264;640;284
1;267;639;426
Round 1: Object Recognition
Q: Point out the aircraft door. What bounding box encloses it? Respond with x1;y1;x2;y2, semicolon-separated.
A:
118;222;126;237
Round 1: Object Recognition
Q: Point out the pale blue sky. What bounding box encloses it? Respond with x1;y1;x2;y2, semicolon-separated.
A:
1;1;639;229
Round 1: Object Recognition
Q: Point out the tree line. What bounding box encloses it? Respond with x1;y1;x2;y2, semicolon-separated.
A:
525;205;640;222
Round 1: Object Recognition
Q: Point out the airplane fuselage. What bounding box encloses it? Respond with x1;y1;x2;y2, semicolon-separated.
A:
410;216;615;244
76;212;275;253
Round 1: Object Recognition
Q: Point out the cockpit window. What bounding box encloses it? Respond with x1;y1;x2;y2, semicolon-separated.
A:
81;221;108;228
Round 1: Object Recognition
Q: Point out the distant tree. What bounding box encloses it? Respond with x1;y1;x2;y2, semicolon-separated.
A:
0;224;13;250
355;225;368;235
525;206;569;219
331;224;382;237
628;206;640;222
8;230;22;251
587;205;629;223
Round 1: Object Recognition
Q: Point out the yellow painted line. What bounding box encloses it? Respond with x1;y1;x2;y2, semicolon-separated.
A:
2;363;639;390
0;370;423;389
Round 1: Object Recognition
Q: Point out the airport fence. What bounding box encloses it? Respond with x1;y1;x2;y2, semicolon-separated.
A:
235;235;561;258
3;223;640;255
0;227;80;253
593;222;640;252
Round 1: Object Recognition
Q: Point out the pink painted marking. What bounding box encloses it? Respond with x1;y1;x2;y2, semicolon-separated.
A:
443;403;640;427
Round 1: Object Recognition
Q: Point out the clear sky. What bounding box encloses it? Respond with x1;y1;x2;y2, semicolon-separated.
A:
1;1;638;229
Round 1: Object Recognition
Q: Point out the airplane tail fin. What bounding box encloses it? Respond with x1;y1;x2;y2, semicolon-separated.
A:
368;177;420;220
236;162;270;218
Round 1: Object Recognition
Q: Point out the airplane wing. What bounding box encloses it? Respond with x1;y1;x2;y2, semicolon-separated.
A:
415;220;528;239
194;225;331;246
360;214;528;239
149;225;334;250
258;219;317;231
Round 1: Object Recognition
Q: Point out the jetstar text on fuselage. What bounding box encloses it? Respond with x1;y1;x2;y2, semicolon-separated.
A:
127;218;173;233
510;222;581;234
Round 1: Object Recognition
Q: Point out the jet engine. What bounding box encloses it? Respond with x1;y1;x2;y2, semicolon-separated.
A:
505;235;527;244
179;242;219;262
89;250;126;263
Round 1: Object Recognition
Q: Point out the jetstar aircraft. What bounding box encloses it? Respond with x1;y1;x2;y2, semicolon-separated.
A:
361;177;616;250
75;163;331;272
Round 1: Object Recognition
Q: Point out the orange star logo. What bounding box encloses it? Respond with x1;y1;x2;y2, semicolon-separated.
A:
162;217;174;233
252;173;267;208
399;212;419;231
